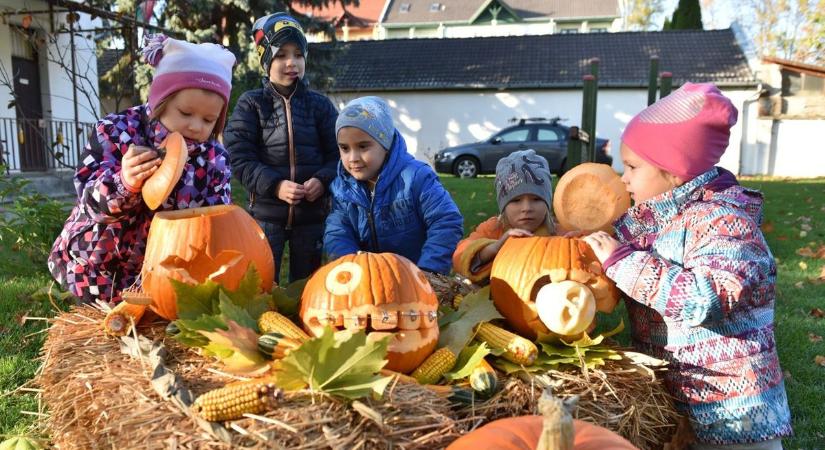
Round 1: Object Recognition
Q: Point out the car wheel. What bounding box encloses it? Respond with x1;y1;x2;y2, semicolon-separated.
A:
453;156;479;178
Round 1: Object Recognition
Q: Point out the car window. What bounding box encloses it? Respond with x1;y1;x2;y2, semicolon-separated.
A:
537;127;563;142
497;127;530;143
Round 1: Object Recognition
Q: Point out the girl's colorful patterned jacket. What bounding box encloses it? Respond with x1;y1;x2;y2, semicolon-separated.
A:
47;105;231;304
603;167;792;444
452;217;552;283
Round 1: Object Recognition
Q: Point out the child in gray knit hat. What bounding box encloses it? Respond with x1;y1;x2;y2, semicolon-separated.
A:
453;149;557;283
324;96;464;274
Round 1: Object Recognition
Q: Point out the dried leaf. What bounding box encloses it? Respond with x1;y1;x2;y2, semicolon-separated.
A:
799;261;808;271
800;231;808;238
815;355;825;367
808;333;822;343
777;235;788;241
794;281;805;289
761;221;775;234
810;308;825;318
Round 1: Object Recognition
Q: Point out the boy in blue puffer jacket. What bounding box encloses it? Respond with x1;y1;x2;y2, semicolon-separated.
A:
324;96;463;274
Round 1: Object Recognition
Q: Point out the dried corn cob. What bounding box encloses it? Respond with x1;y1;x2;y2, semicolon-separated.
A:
411;347;457;385
103;302;147;336
193;378;282;422
452;294;464;309
257;332;302;360
257;311;310;341
475;322;538;365
380;370;475;405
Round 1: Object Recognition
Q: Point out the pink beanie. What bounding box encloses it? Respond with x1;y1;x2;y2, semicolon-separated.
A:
621;82;738;181
142;35;236;111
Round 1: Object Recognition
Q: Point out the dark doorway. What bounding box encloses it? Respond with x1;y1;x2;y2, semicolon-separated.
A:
13;55;46;171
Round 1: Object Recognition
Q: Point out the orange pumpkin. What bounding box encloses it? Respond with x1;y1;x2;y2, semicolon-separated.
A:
141;204;275;320
142;131;188;210
490;236;620;340
446;416;638;450
553;162;630;233
300;252;439;374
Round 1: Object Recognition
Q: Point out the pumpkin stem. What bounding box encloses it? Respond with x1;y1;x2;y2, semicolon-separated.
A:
536;389;578;450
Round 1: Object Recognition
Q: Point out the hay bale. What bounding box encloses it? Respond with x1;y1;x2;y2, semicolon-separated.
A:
38;306;682;449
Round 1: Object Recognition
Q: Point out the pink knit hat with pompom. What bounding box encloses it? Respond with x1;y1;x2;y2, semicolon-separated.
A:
142;34;236;111
621;82;738;182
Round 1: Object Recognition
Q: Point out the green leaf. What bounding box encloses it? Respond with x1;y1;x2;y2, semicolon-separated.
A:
221;265;270;321
438;287;502;355
273;327;391;400
270;277;307;319
171;277;220;320
444;343;491;381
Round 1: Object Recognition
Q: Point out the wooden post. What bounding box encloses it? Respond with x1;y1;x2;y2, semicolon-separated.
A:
587;58;600;162
647;56;659;106
660;71;673;98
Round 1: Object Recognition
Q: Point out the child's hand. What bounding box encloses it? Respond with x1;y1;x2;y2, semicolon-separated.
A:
303;177;324;202
121;145;160;190
582;231;620;263
276;180;306;205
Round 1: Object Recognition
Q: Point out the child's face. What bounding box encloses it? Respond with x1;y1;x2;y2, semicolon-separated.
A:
503;194;547;232
337;127;387;182
268;42;305;87
158;88;224;142
620;143;682;204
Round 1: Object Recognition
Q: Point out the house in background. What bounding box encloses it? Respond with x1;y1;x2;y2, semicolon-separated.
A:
293;0;386;41
376;0;621;39
313;28;823;178
738;57;825;177
0;0;100;174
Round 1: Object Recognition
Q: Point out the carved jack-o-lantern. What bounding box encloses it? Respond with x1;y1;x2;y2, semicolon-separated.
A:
490;236;620;340
300;252;439;374
142;204;275;320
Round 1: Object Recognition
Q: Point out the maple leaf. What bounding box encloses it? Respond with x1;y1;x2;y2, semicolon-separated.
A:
273;327;392;400
815;355;825;367
438;287;502;355
808;333;823;344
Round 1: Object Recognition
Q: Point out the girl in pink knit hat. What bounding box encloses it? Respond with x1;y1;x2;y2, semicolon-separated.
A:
584;83;791;448
48;35;236;304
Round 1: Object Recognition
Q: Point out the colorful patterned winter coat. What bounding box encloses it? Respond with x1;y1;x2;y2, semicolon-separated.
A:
47;105;231;304
602;167;792;444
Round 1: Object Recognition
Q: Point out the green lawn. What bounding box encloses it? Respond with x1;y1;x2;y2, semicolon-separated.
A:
1;175;823;447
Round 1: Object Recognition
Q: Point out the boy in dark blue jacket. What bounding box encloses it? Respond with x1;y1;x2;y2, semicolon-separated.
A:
325;96;463;274
224;13;339;283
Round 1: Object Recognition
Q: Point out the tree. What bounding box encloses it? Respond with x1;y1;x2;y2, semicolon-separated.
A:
738;0;825;64
664;0;704;30
94;0;352;114
623;0;667;31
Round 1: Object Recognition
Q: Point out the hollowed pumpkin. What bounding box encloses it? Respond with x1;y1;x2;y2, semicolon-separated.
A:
300;252;439;374
553;163;630;233
142;131;188;210
141;204;275;320
446;416;637;450
490;237;620;340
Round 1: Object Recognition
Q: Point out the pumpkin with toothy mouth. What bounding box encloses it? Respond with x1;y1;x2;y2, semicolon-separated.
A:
299;252;439;374
490;236;620;341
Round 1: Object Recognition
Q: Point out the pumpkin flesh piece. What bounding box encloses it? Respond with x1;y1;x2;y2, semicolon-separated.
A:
141;131;188;210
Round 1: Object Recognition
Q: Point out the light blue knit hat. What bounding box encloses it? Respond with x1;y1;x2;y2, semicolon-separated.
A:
335;96;395;150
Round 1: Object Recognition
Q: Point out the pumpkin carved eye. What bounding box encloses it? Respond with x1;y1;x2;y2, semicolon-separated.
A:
535;280;596;336
325;261;363;296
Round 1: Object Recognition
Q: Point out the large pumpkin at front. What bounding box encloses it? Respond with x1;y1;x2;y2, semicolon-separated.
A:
300;252;439;374
490;236;620;340
141;204;275;320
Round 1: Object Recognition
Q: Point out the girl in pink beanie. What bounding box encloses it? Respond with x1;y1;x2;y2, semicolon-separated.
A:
584;83;792;448
48;35;236;304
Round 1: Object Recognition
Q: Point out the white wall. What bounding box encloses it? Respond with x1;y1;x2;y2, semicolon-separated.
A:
330;88;758;175
739;119;825;177
383;19;617;39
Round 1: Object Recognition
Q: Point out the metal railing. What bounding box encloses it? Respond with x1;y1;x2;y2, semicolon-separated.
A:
0;117;95;173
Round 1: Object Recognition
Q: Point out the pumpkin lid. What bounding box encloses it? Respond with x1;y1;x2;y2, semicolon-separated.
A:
142;132;188;210
553;163;630;233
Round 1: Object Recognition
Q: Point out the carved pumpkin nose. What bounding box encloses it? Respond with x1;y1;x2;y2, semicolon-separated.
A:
535;280;596;336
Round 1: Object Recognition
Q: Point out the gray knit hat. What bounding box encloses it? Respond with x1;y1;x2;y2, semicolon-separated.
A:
494;149;553;212
335;96;395;150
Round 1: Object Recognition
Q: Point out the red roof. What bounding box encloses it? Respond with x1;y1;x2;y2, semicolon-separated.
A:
293;0;385;27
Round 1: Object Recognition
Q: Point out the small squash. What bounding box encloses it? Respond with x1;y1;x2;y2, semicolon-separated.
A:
141;131;188;210
553;162;630;233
